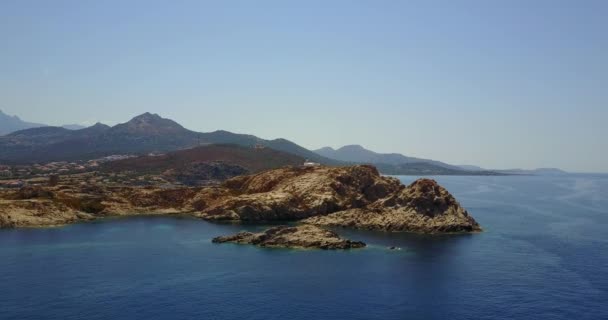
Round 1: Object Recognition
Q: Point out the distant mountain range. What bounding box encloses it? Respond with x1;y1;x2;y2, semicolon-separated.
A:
314;145;503;175
0;110;85;135
0;111;568;175
313;145;568;175
0;112;334;165
314;145;466;170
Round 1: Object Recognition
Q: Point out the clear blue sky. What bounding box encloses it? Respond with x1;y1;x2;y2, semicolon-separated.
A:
1;0;606;172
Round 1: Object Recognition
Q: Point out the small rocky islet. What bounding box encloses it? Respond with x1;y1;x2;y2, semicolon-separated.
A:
212;224;366;250
0;165;481;249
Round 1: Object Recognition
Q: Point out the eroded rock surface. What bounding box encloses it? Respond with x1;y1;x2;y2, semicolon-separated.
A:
0;199;94;228
212;224;366;249
0;185;199;228
198;165;402;221
303;179;481;233
198;166;480;233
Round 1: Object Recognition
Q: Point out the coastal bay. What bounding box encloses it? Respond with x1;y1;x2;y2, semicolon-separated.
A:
2;174;607;320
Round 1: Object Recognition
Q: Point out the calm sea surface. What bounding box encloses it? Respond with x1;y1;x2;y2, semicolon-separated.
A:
1;175;607;320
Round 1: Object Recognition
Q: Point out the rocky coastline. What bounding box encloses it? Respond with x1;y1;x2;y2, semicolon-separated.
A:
0;165;481;248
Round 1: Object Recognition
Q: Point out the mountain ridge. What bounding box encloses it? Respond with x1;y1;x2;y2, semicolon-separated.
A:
1;111;568;175
314;144;468;171
0;113;335;165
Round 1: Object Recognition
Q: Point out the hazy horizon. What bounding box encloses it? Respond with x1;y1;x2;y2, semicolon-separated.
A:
1;0;606;172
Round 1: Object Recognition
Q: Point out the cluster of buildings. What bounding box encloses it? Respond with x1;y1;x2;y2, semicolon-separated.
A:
0;165;12;178
303;160;321;167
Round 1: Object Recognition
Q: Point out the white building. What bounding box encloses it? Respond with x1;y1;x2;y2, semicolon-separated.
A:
303;160;321;167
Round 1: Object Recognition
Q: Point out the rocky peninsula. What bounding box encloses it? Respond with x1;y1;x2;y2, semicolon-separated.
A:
196;165;480;233
303;178;481;233
0;165;481;248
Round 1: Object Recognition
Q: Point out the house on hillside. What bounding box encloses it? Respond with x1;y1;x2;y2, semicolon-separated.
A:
303;160;321;167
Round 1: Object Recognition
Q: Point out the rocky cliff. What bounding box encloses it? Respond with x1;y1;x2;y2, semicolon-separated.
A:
303;178;481;233
196;165;480;233
197;165;401;221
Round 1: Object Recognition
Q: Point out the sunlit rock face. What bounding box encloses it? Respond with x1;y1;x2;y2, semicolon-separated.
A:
198;165;481;234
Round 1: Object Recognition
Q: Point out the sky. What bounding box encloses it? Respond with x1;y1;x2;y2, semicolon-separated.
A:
0;0;606;172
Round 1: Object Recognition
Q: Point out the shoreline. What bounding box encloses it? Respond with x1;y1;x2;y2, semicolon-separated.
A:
1;165;482;235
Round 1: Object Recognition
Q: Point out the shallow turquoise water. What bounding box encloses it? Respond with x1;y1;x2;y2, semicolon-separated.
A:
1;174;607;319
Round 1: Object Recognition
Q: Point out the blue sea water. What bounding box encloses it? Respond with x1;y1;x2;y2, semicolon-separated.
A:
1;174;607;320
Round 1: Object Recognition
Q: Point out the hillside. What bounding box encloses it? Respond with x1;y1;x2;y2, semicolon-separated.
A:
102;144;305;185
198;131;338;165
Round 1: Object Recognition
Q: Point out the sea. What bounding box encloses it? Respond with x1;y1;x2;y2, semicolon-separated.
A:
1;174;607;320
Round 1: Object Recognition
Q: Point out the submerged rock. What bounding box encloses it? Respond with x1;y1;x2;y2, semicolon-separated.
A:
212;224;366;250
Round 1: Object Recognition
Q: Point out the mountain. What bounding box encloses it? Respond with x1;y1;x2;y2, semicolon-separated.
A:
2;112;561;176
0;110;46;135
0;110;87;135
315;145;465;170
0;113;335;164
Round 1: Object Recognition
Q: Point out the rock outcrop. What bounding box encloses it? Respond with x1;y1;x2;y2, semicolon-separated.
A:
0;185;198;228
197;165;480;233
212;224;366;249
303;178;481;233
197;165;402;221
0;199;95;228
